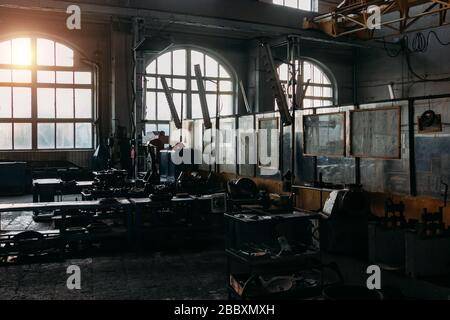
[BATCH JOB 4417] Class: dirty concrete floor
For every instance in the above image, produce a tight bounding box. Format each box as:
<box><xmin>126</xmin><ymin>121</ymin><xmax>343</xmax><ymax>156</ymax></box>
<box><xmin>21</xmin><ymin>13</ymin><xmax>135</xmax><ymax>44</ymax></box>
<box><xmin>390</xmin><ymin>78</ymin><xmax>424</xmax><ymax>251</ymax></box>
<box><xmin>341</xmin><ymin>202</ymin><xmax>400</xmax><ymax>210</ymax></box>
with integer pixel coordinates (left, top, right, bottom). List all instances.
<box><xmin>0</xmin><ymin>250</ymin><xmax>228</xmax><ymax>300</ymax></box>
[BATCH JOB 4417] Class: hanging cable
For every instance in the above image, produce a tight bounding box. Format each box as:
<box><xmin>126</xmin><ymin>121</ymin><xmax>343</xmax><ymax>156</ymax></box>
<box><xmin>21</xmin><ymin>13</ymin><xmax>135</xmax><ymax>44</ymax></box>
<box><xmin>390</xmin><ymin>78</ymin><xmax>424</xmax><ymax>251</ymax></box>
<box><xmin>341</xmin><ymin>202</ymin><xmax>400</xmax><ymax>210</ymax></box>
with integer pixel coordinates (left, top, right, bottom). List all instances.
<box><xmin>383</xmin><ymin>31</ymin><xmax>450</xmax><ymax>82</ymax></box>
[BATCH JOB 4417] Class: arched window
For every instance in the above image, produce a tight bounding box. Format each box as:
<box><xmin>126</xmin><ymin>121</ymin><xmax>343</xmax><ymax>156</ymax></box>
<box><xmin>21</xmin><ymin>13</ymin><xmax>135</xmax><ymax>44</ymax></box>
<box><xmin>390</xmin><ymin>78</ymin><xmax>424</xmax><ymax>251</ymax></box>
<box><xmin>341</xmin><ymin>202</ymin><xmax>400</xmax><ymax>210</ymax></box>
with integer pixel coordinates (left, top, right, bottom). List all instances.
<box><xmin>277</xmin><ymin>59</ymin><xmax>336</xmax><ymax>109</ymax></box>
<box><xmin>272</xmin><ymin>0</ymin><xmax>317</xmax><ymax>12</ymax></box>
<box><xmin>0</xmin><ymin>37</ymin><xmax>94</xmax><ymax>151</ymax></box>
<box><xmin>145</xmin><ymin>47</ymin><xmax>236</xmax><ymax>136</ymax></box>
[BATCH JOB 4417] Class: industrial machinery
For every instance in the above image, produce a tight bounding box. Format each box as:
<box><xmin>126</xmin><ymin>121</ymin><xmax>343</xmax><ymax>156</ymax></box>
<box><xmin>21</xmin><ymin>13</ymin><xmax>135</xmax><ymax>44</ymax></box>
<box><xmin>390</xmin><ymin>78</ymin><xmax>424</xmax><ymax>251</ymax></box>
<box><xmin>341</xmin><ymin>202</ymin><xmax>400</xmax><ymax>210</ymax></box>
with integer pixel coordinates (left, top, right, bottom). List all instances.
<box><xmin>81</xmin><ymin>169</ymin><xmax>145</xmax><ymax>200</ymax></box>
<box><xmin>320</xmin><ymin>186</ymin><xmax>371</xmax><ymax>257</ymax></box>
<box><xmin>176</xmin><ymin>171</ymin><xmax>222</xmax><ymax>196</ymax></box>
<box><xmin>227</xmin><ymin>178</ymin><xmax>270</xmax><ymax>210</ymax></box>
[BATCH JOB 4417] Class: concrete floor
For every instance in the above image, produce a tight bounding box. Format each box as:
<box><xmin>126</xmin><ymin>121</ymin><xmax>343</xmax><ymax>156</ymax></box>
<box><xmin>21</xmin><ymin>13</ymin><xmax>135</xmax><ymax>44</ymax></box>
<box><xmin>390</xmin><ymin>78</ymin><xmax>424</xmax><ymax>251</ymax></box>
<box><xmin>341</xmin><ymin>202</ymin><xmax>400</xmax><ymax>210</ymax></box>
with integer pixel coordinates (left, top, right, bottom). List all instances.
<box><xmin>0</xmin><ymin>250</ymin><xmax>228</xmax><ymax>300</ymax></box>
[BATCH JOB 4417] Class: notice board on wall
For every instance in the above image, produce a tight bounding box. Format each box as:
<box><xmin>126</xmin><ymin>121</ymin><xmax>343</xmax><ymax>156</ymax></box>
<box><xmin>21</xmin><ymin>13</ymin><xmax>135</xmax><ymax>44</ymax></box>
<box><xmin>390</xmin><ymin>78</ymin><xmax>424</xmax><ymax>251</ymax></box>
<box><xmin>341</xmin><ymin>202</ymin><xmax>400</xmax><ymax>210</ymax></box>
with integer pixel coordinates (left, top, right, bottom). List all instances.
<box><xmin>303</xmin><ymin>112</ymin><xmax>346</xmax><ymax>157</ymax></box>
<box><xmin>350</xmin><ymin>106</ymin><xmax>401</xmax><ymax>159</ymax></box>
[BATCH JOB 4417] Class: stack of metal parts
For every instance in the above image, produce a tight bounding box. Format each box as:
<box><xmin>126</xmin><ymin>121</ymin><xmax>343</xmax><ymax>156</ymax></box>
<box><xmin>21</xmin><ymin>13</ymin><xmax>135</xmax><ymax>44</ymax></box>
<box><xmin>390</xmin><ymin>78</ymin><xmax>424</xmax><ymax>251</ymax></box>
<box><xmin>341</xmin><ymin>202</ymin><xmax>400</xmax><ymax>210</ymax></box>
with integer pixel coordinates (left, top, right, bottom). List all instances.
<box><xmin>82</xmin><ymin>169</ymin><xmax>144</xmax><ymax>200</ymax></box>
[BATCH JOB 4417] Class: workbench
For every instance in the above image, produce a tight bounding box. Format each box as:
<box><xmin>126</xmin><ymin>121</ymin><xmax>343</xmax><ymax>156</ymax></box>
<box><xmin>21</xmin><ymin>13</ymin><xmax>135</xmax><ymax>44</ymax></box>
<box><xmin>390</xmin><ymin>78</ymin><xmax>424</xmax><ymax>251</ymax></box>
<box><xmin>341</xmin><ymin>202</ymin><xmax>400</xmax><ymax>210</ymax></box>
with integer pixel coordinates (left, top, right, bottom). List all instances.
<box><xmin>225</xmin><ymin>210</ymin><xmax>323</xmax><ymax>299</ymax></box>
<box><xmin>32</xmin><ymin>179</ymin><xmax>94</xmax><ymax>202</ymax></box>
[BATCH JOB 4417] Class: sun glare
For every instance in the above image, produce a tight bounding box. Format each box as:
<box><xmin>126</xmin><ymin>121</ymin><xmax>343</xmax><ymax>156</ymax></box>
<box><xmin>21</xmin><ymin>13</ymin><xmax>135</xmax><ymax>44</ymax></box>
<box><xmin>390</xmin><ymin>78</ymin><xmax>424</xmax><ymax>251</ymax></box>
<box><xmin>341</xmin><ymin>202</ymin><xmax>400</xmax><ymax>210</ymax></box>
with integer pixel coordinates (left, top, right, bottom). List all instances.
<box><xmin>11</xmin><ymin>38</ymin><xmax>32</xmax><ymax>66</ymax></box>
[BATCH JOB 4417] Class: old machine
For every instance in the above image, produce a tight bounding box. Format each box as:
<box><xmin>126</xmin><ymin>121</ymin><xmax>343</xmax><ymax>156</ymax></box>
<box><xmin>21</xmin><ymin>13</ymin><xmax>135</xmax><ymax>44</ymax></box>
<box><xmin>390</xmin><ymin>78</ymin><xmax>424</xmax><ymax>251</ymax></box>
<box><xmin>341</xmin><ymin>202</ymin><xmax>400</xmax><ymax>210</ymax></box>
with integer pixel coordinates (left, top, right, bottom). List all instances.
<box><xmin>320</xmin><ymin>186</ymin><xmax>371</xmax><ymax>258</ymax></box>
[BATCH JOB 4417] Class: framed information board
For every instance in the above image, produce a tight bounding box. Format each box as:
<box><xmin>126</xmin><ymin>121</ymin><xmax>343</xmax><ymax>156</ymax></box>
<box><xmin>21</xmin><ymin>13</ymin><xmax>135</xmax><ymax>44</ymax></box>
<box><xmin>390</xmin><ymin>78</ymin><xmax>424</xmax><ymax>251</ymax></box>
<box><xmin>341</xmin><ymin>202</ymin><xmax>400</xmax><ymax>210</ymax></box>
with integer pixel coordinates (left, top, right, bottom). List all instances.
<box><xmin>303</xmin><ymin>112</ymin><xmax>346</xmax><ymax>157</ymax></box>
<box><xmin>350</xmin><ymin>106</ymin><xmax>401</xmax><ymax>159</ymax></box>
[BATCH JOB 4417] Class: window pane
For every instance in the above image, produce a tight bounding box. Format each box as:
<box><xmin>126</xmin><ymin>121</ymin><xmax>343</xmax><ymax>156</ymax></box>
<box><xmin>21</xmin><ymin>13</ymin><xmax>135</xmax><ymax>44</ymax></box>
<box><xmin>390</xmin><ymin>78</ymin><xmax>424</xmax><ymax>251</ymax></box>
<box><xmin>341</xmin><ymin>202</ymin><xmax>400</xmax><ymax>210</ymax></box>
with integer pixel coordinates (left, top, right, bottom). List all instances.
<box><xmin>147</xmin><ymin>61</ymin><xmax>156</xmax><ymax>74</ymax></box>
<box><xmin>75</xmin><ymin>89</ymin><xmax>92</xmax><ymax>118</ymax></box>
<box><xmin>191</xmin><ymin>51</ymin><xmax>204</xmax><ymax>75</ymax></box>
<box><xmin>206</xmin><ymin>80</ymin><xmax>217</xmax><ymax>92</ymax></box>
<box><xmin>56</xmin><ymin>123</ymin><xmax>74</xmax><ymax>148</ymax></box>
<box><xmin>191</xmin><ymin>80</ymin><xmax>198</xmax><ymax>91</ymax></box>
<box><xmin>37</xmin><ymin>71</ymin><xmax>56</xmax><ymax>83</ymax></box>
<box><xmin>37</xmin><ymin>123</ymin><xmax>55</xmax><ymax>149</ymax></box>
<box><xmin>219</xmin><ymin>95</ymin><xmax>233</xmax><ymax>116</ymax></box>
<box><xmin>191</xmin><ymin>94</ymin><xmax>202</xmax><ymax>119</ymax></box>
<box><xmin>37</xmin><ymin>39</ymin><xmax>55</xmax><ymax>66</ymax></box>
<box><xmin>12</xmin><ymin>38</ymin><xmax>31</xmax><ymax>65</ymax></box>
<box><xmin>173</xmin><ymin>92</ymin><xmax>187</xmax><ymax>120</ymax></box>
<box><xmin>56</xmin><ymin>43</ymin><xmax>74</xmax><ymax>67</ymax></box>
<box><xmin>14</xmin><ymin>123</ymin><xmax>32</xmax><ymax>150</ymax></box>
<box><xmin>285</xmin><ymin>0</ymin><xmax>298</xmax><ymax>8</ymax></box>
<box><xmin>303</xmin><ymin>62</ymin><xmax>312</xmax><ymax>82</ymax></box>
<box><xmin>172</xmin><ymin>50</ymin><xmax>186</xmax><ymax>76</ymax></box>
<box><xmin>75</xmin><ymin>72</ymin><xmax>92</xmax><ymax>84</ymax></box>
<box><xmin>313</xmin><ymin>66</ymin><xmax>323</xmax><ymax>83</ymax></box>
<box><xmin>56</xmin><ymin>71</ymin><xmax>74</xmax><ymax>84</ymax></box>
<box><xmin>0</xmin><ymin>69</ymin><xmax>11</xmax><ymax>82</ymax></box>
<box><xmin>37</xmin><ymin>88</ymin><xmax>55</xmax><ymax>119</ymax></box>
<box><xmin>219</xmin><ymin>65</ymin><xmax>230</xmax><ymax>78</ymax></box>
<box><xmin>205</xmin><ymin>55</ymin><xmax>218</xmax><ymax>77</ymax></box>
<box><xmin>314</xmin><ymin>86</ymin><xmax>322</xmax><ymax>97</ymax></box>
<box><xmin>157</xmin><ymin>92</ymin><xmax>171</xmax><ymax>121</ymax></box>
<box><xmin>56</xmin><ymin>89</ymin><xmax>74</xmax><ymax>118</ymax></box>
<box><xmin>304</xmin><ymin>99</ymin><xmax>313</xmax><ymax>109</ymax></box>
<box><xmin>0</xmin><ymin>87</ymin><xmax>11</xmax><ymax>118</ymax></box>
<box><xmin>0</xmin><ymin>40</ymin><xmax>11</xmax><ymax>65</ymax></box>
<box><xmin>146</xmin><ymin>77</ymin><xmax>157</xmax><ymax>89</ymax></box>
<box><xmin>273</xmin><ymin>0</ymin><xmax>283</xmax><ymax>5</ymax></box>
<box><xmin>75</xmin><ymin>123</ymin><xmax>92</xmax><ymax>148</ymax></box>
<box><xmin>278</xmin><ymin>63</ymin><xmax>289</xmax><ymax>81</ymax></box>
<box><xmin>13</xmin><ymin>87</ymin><xmax>31</xmax><ymax>118</ymax></box>
<box><xmin>220</xmin><ymin>81</ymin><xmax>233</xmax><ymax>92</ymax></box>
<box><xmin>323</xmin><ymin>87</ymin><xmax>332</xmax><ymax>98</ymax></box>
<box><xmin>172</xmin><ymin>79</ymin><xmax>186</xmax><ymax>90</ymax></box>
<box><xmin>299</xmin><ymin>0</ymin><xmax>311</xmax><ymax>10</ymax></box>
<box><xmin>157</xmin><ymin>52</ymin><xmax>171</xmax><ymax>75</ymax></box>
<box><xmin>0</xmin><ymin>123</ymin><xmax>12</xmax><ymax>150</ymax></box>
<box><xmin>146</xmin><ymin>91</ymin><xmax>156</xmax><ymax>120</ymax></box>
<box><xmin>12</xmin><ymin>70</ymin><xmax>31</xmax><ymax>83</ymax></box>
<box><xmin>207</xmin><ymin>94</ymin><xmax>217</xmax><ymax>118</ymax></box>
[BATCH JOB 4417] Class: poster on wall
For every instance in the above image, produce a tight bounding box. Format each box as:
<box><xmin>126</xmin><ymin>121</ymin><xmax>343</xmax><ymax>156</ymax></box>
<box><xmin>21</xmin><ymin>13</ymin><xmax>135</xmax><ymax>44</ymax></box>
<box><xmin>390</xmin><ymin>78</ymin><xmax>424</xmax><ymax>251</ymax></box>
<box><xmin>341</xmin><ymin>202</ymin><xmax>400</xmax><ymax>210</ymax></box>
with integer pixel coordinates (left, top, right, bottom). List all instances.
<box><xmin>303</xmin><ymin>112</ymin><xmax>346</xmax><ymax>157</ymax></box>
<box><xmin>350</xmin><ymin>106</ymin><xmax>401</xmax><ymax>159</ymax></box>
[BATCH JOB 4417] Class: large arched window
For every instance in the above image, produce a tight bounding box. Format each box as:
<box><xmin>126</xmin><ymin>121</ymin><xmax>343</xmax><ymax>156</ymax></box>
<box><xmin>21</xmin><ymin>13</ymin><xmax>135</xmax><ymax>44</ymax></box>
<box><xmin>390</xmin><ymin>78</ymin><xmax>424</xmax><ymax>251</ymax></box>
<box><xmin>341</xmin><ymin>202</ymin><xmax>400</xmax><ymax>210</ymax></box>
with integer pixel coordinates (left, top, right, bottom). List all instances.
<box><xmin>145</xmin><ymin>47</ymin><xmax>236</xmax><ymax>136</ymax></box>
<box><xmin>277</xmin><ymin>59</ymin><xmax>335</xmax><ymax>109</ymax></box>
<box><xmin>0</xmin><ymin>36</ymin><xmax>94</xmax><ymax>151</ymax></box>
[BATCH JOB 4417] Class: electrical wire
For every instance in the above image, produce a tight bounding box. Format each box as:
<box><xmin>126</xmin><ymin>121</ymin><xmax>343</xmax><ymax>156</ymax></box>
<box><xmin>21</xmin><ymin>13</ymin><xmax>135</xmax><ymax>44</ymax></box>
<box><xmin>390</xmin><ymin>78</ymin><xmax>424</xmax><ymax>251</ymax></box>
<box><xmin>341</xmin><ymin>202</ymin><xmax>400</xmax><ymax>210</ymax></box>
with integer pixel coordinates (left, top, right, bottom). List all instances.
<box><xmin>383</xmin><ymin>31</ymin><xmax>450</xmax><ymax>82</ymax></box>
